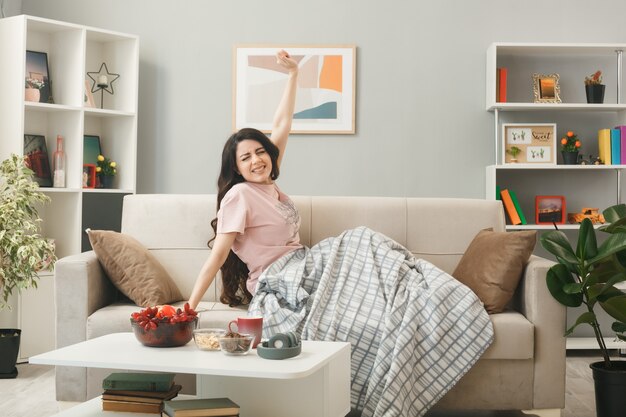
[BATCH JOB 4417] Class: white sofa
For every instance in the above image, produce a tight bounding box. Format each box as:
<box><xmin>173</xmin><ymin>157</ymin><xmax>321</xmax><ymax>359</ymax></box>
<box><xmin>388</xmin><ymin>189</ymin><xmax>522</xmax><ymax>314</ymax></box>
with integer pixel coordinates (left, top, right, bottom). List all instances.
<box><xmin>54</xmin><ymin>194</ymin><xmax>566</xmax><ymax>413</ymax></box>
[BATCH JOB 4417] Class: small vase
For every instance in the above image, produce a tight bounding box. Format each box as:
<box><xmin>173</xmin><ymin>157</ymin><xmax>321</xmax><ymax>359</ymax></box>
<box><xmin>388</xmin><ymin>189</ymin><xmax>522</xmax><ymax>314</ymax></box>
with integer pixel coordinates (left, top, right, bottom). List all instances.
<box><xmin>585</xmin><ymin>84</ymin><xmax>605</xmax><ymax>104</ymax></box>
<box><xmin>24</xmin><ymin>88</ymin><xmax>40</xmax><ymax>102</ymax></box>
<box><xmin>562</xmin><ymin>151</ymin><xmax>579</xmax><ymax>165</ymax></box>
<box><xmin>99</xmin><ymin>175</ymin><xmax>114</xmax><ymax>189</ymax></box>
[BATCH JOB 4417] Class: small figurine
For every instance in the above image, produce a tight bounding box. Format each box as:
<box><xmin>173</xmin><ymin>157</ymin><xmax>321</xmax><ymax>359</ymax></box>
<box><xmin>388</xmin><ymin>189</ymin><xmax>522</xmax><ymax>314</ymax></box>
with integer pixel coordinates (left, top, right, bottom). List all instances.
<box><xmin>567</xmin><ymin>207</ymin><xmax>606</xmax><ymax>224</ymax></box>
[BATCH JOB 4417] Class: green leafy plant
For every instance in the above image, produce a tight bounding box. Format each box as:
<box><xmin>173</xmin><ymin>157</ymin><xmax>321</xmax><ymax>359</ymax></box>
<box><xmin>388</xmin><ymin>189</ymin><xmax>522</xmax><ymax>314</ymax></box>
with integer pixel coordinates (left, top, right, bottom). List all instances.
<box><xmin>96</xmin><ymin>154</ymin><xmax>117</xmax><ymax>177</ymax></box>
<box><xmin>540</xmin><ymin>204</ymin><xmax>626</xmax><ymax>367</ymax></box>
<box><xmin>584</xmin><ymin>70</ymin><xmax>603</xmax><ymax>86</ymax></box>
<box><xmin>506</xmin><ymin>146</ymin><xmax>521</xmax><ymax>159</ymax></box>
<box><xmin>560</xmin><ymin>131</ymin><xmax>582</xmax><ymax>152</ymax></box>
<box><xmin>0</xmin><ymin>154</ymin><xmax>56</xmax><ymax>309</ymax></box>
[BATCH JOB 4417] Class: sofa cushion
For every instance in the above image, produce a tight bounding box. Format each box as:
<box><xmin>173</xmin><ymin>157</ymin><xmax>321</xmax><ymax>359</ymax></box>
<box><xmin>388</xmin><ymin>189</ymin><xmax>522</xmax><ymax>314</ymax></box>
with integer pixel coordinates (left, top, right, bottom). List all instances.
<box><xmin>87</xmin><ymin>229</ymin><xmax>183</xmax><ymax>307</ymax></box>
<box><xmin>452</xmin><ymin>228</ymin><xmax>536</xmax><ymax>313</ymax></box>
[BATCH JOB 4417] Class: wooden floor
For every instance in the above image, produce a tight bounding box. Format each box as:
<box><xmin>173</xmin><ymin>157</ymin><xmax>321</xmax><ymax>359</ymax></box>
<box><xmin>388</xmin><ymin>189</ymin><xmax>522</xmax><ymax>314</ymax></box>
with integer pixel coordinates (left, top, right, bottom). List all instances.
<box><xmin>0</xmin><ymin>351</ymin><xmax>606</xmax><ymax>417</ymax></box>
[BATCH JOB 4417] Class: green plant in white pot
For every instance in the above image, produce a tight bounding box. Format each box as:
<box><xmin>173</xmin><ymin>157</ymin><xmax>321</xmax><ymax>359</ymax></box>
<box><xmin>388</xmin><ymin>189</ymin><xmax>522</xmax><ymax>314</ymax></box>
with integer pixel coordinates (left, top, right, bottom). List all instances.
<box><xmin>540</xmin><ymin>204</ymin><xmax>626</xmax><ymax>417</ymax></box>
<box><xmin>0</xmin><ymin>154</ymin><xmax>56</xmax><ymax>378</ymax></box>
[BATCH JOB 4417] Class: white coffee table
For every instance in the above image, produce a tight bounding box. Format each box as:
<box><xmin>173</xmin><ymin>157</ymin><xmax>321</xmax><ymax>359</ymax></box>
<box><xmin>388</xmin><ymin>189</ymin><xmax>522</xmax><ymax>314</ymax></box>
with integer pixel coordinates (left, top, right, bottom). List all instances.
<box><xmin>30</xmin><ymin>333</ymin><xmax>351</xmax><ymax>417</ymax></box>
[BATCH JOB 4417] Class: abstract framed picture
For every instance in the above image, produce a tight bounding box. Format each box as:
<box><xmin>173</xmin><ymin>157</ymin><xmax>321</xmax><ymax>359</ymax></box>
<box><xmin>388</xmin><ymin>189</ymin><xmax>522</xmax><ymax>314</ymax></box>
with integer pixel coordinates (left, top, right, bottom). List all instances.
<box><xmin>23</xmin><ymin>134</ymin><xmax>52</xmax><ymax>187</ymax></box>
<box><xmin>502</xmin><ymin>123</ymin><xmax>556</xmax><ymax>165</ymax></box>
<box><xmin>25</xmin><ymin>50</ymin><xmax>53</xmax><ymax>104</ymax></box>
<box><xmin>535</xmin><ymin>195</ymin><xmax>566</xmax><ymax>225</ymax></box>
<box><xmin>234</xmin><ymin>45</ymin><xmax>356</xmax><ymax>134</ymax></box>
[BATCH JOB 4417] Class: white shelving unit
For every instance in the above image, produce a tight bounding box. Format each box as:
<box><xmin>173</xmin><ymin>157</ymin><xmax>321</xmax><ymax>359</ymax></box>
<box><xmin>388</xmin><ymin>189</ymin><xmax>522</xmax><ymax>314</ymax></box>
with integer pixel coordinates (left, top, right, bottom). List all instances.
<box><xmin>486</xmin><ymin>43</ymin><xmax>626</xmax><ymax>350</ymax></box>
<box><xmin>0</xmin><ymin>15</ymin><xmax>139</xmax><ymax>360</ymax></box>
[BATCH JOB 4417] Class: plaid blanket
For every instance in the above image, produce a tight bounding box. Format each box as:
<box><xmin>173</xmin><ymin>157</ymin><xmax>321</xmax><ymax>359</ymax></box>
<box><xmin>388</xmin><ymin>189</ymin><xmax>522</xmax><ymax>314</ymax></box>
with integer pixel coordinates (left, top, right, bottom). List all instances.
<box><xmin>249</xmin><ymin>227</ymin><xmax>493</xmax><ymax>417</ymax></box>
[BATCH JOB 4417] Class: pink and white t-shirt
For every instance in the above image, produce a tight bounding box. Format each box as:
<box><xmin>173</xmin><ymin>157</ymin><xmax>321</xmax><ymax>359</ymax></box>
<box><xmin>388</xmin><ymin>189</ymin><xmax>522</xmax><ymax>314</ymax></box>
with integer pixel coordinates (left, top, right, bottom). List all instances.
<box><xmin>217</xmin><ymin>182</ymin><xmax>302</xmax><ymax>294</ymax></box>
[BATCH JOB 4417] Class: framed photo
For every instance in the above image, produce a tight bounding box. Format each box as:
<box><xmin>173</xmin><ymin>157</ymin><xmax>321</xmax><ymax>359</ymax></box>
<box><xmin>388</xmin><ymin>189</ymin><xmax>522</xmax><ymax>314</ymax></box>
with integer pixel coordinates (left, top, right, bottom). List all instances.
<box><xmin>234</xmin><ymin>45</ymin><xmax>356</xmax><ymax>134</ymax></box>
<box><xmin>83</xmin><ymin>135</ymin><xmax>102</xmax><ymax>166</ymax></box>
<box><xmin>84</xmin><ymin>79</ymin><xmax>95</xmax><ymax>108</ymax></box>
<box><xmin>25</xmin><ymin>50</ymin><xmax>53</xmax><ymax>103</ymax></box>
<box><xmin>82</xmin><ymin>164</ymin><xmax>96</xmax><ymax>188</ymax></box>
<box><xmin>502</xmin><ymin>123</ymin><xmax>557</xmax><ymax>165</ymax></box>
<box><xmin>533</xmin><ymin>73</ymin><xmax>561</xmax><ymax>103</ymax></box>
<box><xmin>536</xmin><ymin>195</ymin><xmax>566</xmax><ymax>225</ymax></box>
<box><xmin>23</xmin><ymin>134</ymin><xmax>52</xmax><ymax>187</ymax></box>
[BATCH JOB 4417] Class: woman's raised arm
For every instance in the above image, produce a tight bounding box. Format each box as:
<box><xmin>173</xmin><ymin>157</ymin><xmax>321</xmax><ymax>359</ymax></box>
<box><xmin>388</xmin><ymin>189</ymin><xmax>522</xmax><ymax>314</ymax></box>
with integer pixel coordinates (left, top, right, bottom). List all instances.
<box><xmin>271</xmin><ymin>49</ymin><xmax>299</xmax><ymax>168</ymax></box>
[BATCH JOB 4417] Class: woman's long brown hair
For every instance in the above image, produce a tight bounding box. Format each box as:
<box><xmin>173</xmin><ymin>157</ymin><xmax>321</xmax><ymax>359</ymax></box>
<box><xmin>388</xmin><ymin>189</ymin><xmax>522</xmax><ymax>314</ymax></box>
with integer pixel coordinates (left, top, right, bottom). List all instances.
<box><xmin>209</xmin><ymin>128</ymin><xmax>280</xmax><ymax>306</ymax></box>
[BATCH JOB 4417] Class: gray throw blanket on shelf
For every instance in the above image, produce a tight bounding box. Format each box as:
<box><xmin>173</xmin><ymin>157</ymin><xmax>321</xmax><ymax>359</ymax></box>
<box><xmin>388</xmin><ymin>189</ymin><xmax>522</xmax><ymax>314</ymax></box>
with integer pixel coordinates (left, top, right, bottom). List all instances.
<box><xmin>249</xmin><ymin>226</ymin><xmax>494</xmax><ymax>417</ymax></box>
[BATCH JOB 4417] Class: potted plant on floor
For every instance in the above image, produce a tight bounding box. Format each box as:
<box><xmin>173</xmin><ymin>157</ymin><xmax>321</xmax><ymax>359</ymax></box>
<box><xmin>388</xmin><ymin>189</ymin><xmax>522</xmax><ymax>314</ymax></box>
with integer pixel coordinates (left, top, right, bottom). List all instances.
<box><xmin>0</xmin><ymin>154</ymin><xmax>56</xmax><ymax>378</ymax></box>
<box><xmin>540</xmin><ymin>205</ymin><xmax>626</xmax><ymax>417</ymax></box>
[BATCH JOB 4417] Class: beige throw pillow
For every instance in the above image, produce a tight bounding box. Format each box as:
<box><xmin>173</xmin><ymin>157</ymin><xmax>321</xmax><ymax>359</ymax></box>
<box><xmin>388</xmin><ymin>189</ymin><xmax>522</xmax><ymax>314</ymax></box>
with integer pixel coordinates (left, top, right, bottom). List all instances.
<box><xmin>452</xmin><ymin>228</ymin><xmax>537</xmax><ymax>314</ymax></box>
<box><xmin>87</xmin><ymin>229</ymin><xmax>183</xmax><ymax>307</ymax></box>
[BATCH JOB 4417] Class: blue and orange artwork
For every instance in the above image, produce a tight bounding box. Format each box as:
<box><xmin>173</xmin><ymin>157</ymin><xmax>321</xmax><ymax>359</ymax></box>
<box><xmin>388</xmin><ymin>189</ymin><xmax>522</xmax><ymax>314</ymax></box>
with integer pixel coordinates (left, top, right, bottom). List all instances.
<box><xmin>235</xmin><ymin>46</ymin><xmax>355</xmax><ymax>134</ymax></box>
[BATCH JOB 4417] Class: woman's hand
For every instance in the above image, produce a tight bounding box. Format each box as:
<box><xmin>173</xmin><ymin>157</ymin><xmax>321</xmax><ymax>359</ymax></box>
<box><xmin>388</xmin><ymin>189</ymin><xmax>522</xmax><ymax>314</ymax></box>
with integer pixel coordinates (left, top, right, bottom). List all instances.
<box><xmin>276</xmin><ymin>49</ymin><xmax>298</xmax><ymax>74</ymax></box>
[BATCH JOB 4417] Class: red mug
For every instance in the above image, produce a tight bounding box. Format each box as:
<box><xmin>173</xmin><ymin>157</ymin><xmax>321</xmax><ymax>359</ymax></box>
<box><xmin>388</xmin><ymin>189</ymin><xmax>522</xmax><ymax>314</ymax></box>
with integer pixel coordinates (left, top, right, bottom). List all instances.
<box><xmin>228</xmin><ymin>316</ymin><xmax>263</xmax><ymax>348</ymax></box>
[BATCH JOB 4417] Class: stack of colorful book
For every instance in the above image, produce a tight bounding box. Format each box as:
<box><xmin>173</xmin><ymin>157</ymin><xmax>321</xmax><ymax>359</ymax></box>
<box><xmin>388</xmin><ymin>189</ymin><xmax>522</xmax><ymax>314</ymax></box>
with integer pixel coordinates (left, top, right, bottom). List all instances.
<box><xmin>497</xmin><ymin>186</ymin><xmax>527</xmax><ymax>226</ymax></box>
<box><xmin>598</xmin><ymin>126</ymin><xmax>626</xmax><ymax>165</ymax></box>
<box><xmin>163</xmin><ymin>397</ymin><xmax>240</xmax><ymax>417</ymax></box>
<box><xmin>101</xmin><ymin>372</ymin><xmax>181</xmax><ymax>414</ymax></box>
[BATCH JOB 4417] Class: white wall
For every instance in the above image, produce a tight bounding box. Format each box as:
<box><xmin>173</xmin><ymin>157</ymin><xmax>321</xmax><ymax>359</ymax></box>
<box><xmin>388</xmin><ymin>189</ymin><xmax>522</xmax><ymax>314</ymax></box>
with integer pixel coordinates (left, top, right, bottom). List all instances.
<box><xmin>19</xmin><ymin>0</ymin><xmax>626</xmax><ymax>198</ymax></box>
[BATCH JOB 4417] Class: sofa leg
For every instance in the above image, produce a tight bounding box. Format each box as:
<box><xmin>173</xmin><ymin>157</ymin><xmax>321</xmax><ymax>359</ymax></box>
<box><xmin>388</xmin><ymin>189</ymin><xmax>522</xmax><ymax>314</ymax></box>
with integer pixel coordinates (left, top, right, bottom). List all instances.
<box><xmin>522</xmin><ymin>409</ymin><xmax>561</xmax><ymax>417</ymax></box>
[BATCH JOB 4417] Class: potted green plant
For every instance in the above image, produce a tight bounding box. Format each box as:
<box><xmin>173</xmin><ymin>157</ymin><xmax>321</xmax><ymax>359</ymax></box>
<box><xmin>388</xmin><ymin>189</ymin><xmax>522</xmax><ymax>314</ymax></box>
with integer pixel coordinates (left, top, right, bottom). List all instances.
<box><xmin>96</xmin><ymin>154</ymin><xmax>117</xmax><ymax>189</ymax></box>
<box><xmin>0</xmin><ymin>154</ymin><xmax>56</xmax><ymax>378</ymax></box>
<box><xmin>560</xmin><ymin>130</ymin><xmax>582</xmax><ymax>165</ymax></box>
<box><xmin>584</xmin><ymin>70</ymin><xmax>605</xmax><ymax>104</ymax></box>
<box><xmin>506</xmin><ymin>146</ymin><xmax>521</xmax><ymax>162</ymax></box>
<box><xmin>540</xmin><ymin>205</ymin><xmax>626</xmax><ymax>417</ymax></box>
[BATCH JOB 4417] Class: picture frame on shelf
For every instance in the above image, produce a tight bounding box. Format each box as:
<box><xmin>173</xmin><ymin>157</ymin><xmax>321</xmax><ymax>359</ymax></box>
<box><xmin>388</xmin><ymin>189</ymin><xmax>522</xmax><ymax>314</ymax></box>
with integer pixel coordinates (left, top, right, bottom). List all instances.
<box><xmin>25</xmin><ymin>50</ymin><xmax>53</xmax><ymax>104</ymax></box>
<box><xmin>23</xmin><ymin>134</ymin><xmax>52</xmax><ymax>187</ymax></box>
<box><xmin>502</xmin><ymin>123</ymin><xmax>557</xmax><ymax>164</ymax></box>
<box><xmin>83</xmin><ymin>135</ymin><xmax>102</xmax><ymax>166</ymax></box>
<box><xmin>83</xmin><ymin>135</ymin><xmax>102</xmax><ymax>188</ymax></box>
<box><xmin>233</xmin><ymin>44</ymin><xmax>356</xmax><ymax>134</ymax></box>
<box><xmin>532</xmin><ymin>73</ymin><xmax>561</xmax><ymax>103</ymax></box>
<box><xmin>536</xmin><ymin>195</ymin><xmax>566</xmax><ymax>225</ymax></box>
<box><xmin>83</xmin><ymin>79</ymin><xmax>95</xmax><ymax>108</ymax></box>
<box><xmin>82</xmin><ymin>164</ymin><xmax>96</xmax><ymax>188</ymax></box>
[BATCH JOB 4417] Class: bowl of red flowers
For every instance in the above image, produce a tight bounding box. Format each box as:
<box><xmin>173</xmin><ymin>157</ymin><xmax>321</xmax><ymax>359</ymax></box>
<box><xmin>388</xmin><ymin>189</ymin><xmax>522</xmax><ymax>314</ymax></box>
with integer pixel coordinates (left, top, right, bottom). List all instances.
<box><xmin>130</xmin><ymin>303</ymin><xmax>198</xmax><ymax>347</ymax></box>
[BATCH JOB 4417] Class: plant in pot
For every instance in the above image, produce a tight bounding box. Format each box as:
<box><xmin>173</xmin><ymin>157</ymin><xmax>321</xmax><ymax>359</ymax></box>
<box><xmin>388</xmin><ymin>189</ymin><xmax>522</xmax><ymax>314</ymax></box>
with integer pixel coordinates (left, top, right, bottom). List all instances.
<box><xmin>585</xmin><ymin>70</ymin><xmax>605</xmax><ymax>104</ymax></box>
<box><xmin>96</xmin><ymin>154</ymin><xmax>117</xmax><ymax>189</ymax></box>
<box><xmin>0</xmin><ymin>154</ymin><xmax>56</xmax><ymax>378</ymax></box>
<box><xmin>540</xmin><ymin>205</ymin><xmax>626</xmax><ymax>417</ymax></box>
<box><xmin>560</xmin><ymin>130</ymin><xmax>582</xmax><ymax>165</ymax></box>
<box><xmin>506</xmin><ymin>146</ymin><xmax>522</xmax><ymax>162</ymax></box>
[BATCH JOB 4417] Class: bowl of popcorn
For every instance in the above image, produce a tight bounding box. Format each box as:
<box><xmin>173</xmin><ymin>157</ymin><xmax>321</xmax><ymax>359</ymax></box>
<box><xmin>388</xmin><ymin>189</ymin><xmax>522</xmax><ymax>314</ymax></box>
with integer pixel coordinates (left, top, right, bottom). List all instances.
<box><xmin>218</xmin><ymin>331</ymin><xmax>254</xmax><ymax>356</ymax></box>
<box><xmin>193</xmin><ymin>328</ymin><xmax>227</xmax><ymax>351</ymax></box>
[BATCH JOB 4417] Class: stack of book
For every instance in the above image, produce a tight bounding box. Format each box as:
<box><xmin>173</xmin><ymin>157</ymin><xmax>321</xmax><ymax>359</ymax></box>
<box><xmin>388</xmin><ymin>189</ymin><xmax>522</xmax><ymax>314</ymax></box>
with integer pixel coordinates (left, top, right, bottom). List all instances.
<box><xmin>163</xmin><ymin>398</ymin><xmax>240</xmax><ymax>417</ymax></box>
<box><xmin>101</xmin><ymin>372</ymin><xmax>181</xmax><ymax>414</ymax></box>
<box><xmin>497</xmin><ymin>186</ymin><xmax>527</xmax><ymax>226</ymax></box>
<box><xmin>598</xmin><ymin>126</ymin><xmax>626</xmax><ymax>165</ymax></box>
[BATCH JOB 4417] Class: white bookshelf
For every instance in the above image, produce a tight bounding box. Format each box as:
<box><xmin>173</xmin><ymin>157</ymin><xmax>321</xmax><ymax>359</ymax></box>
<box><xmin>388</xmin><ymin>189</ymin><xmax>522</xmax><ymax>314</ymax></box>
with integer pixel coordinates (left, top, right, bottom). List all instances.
<box><xmin>0</xmin><ymin>15</ymin><xmax>139</xmax><ymax>360</ymax></box>
<box><xmin>485</xmin><ymin>42</ymin><xmax>626</xmax><ymax>350</ymax></box>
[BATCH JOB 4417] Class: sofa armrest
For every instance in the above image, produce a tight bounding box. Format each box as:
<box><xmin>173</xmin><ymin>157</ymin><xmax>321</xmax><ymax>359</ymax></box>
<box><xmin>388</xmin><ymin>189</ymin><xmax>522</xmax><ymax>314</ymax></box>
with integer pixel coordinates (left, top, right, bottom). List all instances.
<box><xmin>55</xmin><ymin>250</ymin><xmax>116</xmax><ymax>348</ymax></box>
<box><xmin>515</xmin><ymin>254</ymin><xmax>566</xmax><ymax>409</ymax></box>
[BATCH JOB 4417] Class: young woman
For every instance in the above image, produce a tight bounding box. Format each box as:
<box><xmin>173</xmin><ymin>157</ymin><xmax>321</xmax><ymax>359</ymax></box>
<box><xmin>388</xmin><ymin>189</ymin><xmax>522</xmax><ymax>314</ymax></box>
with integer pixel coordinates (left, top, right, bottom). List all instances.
<box><xmin>188</xmin><ymin>49</ymin><xmax>301</xmax><ymax>309</ymax></box>
<box><xmin>188</xmin><ymin>50</ymin><xmax>493</xmax><ymax>417</ymax></box>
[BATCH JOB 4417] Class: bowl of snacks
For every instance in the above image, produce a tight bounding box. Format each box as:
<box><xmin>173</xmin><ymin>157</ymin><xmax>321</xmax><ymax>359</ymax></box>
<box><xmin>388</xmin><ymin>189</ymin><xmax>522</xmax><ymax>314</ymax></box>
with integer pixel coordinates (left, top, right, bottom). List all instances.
<box><xmin>130</xmin><ymin>303</ymin><xmax>198</xmax><ymax>347</ymax></box>
<box><xmin>218</xmin><ymin>331</ymin><xmax>254</xmax><ymax>355</ymax></box>
<box><xmin>193</xmin><ymin>328</ymin><xmax>226</xmax><ymax>351</ymax></box>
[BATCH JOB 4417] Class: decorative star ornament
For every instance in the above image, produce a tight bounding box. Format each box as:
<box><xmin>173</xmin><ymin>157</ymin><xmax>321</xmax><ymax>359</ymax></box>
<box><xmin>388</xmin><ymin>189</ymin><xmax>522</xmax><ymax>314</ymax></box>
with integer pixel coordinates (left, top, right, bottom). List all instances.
<box><xmin>87</xmin><ymin>62</ymin><xmax>120</xmax><ymax>95</ymax></box>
